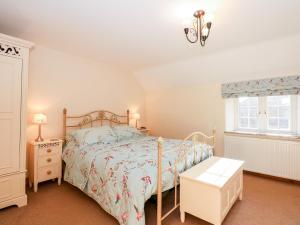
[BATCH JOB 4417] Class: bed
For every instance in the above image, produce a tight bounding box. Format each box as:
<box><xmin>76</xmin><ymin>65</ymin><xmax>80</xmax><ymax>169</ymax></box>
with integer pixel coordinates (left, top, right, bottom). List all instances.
<box><xmin>62</xmin><ymin>109</ymin><xmax>216</xmax><ymax>225</ymax></box>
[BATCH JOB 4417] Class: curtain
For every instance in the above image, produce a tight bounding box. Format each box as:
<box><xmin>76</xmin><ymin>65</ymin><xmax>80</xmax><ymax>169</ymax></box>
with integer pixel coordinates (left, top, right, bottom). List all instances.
<box><xmin>221</xmin><ymin>75</ymin><xmax>300</xmax><ymax>98</ymax></box>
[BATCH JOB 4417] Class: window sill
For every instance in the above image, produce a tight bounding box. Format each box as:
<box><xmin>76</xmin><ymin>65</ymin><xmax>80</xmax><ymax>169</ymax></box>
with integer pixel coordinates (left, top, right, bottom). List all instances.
<box><xmin>224</xmin><ymin>131</ymin><xmax>300</xmax><ymax>142</ymax></box>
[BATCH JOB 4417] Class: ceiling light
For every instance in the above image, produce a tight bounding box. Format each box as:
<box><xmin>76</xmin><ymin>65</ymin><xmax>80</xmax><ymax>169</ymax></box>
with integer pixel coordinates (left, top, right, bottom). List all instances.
<box><xmin>183</xmin><ymin>10</ymin><xmax>213</xmax><ymax>46</ymax></box>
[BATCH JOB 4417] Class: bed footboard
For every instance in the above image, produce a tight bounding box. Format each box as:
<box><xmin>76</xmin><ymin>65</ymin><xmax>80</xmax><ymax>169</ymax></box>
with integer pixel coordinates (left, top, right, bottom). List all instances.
<box><xmin>156</xmin><ymin>129</ymin><xmax>216</xmax><ymax>225</ymax></box>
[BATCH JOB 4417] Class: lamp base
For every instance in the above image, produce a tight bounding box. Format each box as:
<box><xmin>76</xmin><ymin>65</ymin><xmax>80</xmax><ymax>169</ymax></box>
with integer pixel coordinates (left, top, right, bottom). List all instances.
<box><xmin>35</xmin><ymin>136</ymin><xmax>44</xmax><ymax>142</ymax></box>
<box><xmin>35</xmin><ymin>124</ymin><xmax>44</xmax><ymax>142</ymax></box>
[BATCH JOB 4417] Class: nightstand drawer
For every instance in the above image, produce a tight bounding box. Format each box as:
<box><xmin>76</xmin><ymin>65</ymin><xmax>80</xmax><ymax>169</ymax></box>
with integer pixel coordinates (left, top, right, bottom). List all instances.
<box><xmin>38</xmin><ymin>164</ymin><xmax>59</xmax><ymax>182</ymax></box>
<box><xmin>38</xmin><ymin>154</ymin><xmax>60</xmax><ymax>168</ymax></box>
<box><xmin>38</xmin><ymin>145</ymin><xmax>60</xmax><ymax>156</ymax></box>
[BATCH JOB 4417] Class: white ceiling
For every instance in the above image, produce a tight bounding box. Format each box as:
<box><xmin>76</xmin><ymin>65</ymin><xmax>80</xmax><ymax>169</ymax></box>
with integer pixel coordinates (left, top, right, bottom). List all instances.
<box><xmin>0</xmin><ymin>0</ymin><xmax>300</xmax><ymax>71</ymax></box>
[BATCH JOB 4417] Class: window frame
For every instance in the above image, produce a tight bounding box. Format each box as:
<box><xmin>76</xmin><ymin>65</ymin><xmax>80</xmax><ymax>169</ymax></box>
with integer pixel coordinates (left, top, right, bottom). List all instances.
<box><xmin>234</xmin><ymin>95</ymin><xmax>298</xmax><ymax>135</ymax></box>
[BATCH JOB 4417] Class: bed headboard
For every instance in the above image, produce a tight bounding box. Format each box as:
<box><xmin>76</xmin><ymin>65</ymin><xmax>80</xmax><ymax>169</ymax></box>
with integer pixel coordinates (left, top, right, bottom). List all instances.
<box><xmin>63</xmin><ymin>108</ymin><xmax>129</xmax><ymax>143</ymax></box>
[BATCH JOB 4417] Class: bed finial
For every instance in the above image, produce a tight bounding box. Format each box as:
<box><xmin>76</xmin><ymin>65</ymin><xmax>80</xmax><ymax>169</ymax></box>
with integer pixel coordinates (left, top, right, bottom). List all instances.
<box><xmin>63</xmin><ymin>108</ymin><xmax>67</xmax><ymax>144</ymax></box>
<box><xmin>127</xmin><ymin>109</ymin><xmax>130</xmax><ymax>125</ymax></box>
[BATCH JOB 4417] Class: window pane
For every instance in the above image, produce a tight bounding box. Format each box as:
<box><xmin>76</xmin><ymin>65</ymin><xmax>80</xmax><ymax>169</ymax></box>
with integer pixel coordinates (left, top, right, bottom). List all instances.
<box><xmin>239</xmin><ymin>107</ymin><xmax>248</xmax><ymax>117</ymax></box>
<box><xmin>249</xmin><ymin>118</ymin><xmax>258</xmax><ymax>128</ymax></box>
<box><xmin>249</xmin><ymin>107</ymin><xmax>258</xmax><ymax>117</ymax></box>
<box><xmin>279</xmin><ymin>97</ymin><xmax>290</xmax><ymax>106</ymax></box>
<box><xmin>239</xmin><ymin>97</ymin><xmax>250</xmax><ymax>106</ymax></box>
<box><xmin>279</xmin><ymin>119</ymin><xmax>289</xmax><ymax>129</ymax></box>
<box><xmin>238</xmin><ymin>97</ymin><xmax>258</xmax><ymax>130</ymax></box>
<box><xmin>267</xmin><ymin>96</ymin><xmax>278</xmax><ymax>105</ymax></box>
<box><xmin>239</xmin><ymin>118</ymin><xmax>248</xmax><ymax>128</ymax></box>
<box><xmin>248</xmin><ymin>97</ymin><xmax>258</xmax><ymax>105</ymax></box>
<box><xmin>267</xmin><ymin>95</ymin><xmax>291</xmax><ymax>131</ymax></box>
<box><xmin>268</xmin><ymin>118</ymin><xmax>278</xmax><ymax>129</ymax></box>
<box><xmin>279</xmin><ymin>107</ymin><xmax>289</xmax><ymax>118</ymax></box>
<box><xmin>268</xmin><ymin>106</ymin><xmax>278</xmax><ymax>117</ymax></box>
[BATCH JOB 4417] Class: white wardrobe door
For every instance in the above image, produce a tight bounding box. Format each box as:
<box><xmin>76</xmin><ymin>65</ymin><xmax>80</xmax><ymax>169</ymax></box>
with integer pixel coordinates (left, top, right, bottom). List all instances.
<box><xmin>0</xmin><ymin>55</ymin><xmax>22</xmax><ymax>175</ymax></box>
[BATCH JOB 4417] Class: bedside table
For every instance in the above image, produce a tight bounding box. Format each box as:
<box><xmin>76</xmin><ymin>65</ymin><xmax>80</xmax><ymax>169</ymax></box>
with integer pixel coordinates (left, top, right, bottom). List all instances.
<box><xmin>138</xmin><ymin>128</ymin><xmax>150</xmax><ymax>136</ymax></box>
<box><xmin>28</xmin><ymin>139</ymin><xmax>63</xmax><ymax>192</ymax></box>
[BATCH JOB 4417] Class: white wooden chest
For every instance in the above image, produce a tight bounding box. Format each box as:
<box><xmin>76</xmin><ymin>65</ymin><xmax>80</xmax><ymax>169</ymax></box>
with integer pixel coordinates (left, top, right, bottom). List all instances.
<box><xmin>180</xmin><ymin>156</ymin><xmax>244</xmax><ymax>225</ymax></box>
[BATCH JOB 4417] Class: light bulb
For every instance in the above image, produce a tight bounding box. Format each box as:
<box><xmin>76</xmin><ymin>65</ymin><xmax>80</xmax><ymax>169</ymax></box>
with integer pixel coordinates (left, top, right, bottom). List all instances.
<box><xmin>202</xmin><ymin>27</ymin><xmax>209</xmax><ymax>36</ymax></box>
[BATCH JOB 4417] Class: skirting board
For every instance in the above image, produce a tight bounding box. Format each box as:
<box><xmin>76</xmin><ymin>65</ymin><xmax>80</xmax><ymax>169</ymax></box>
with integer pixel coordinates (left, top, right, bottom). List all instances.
<box><xmin>244</xmin><ymin>171</ymin><xmax>300</xmax><ymax>185</ymax></box>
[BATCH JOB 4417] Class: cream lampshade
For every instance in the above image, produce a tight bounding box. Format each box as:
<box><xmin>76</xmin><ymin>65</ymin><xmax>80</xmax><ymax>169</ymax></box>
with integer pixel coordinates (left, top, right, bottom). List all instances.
<box><xmin>132</xmin><ymin>113</ymin><xmax>140</xmax><ymax>128</ymax></box>
<box><xmin>32</xmin><ymin>113</ymin><xmax>47</xmax><ymax>142</ymax></box>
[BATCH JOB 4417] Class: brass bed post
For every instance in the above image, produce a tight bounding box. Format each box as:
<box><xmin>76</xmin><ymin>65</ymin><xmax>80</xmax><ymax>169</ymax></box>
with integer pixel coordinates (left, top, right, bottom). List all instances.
<box><xmin>212</xmin><ymin>128</ymin><xmax>216</xmax><ymax>153</ymax></box>
<box><xmin>63</xmin><ymin>108</ymin><xmax>67</xmax><ymax>144</ymax></box>
<box><xmin>157</xmin><ymin>137</ymin><xmax>163</xmax><ymax>225</ymax></box>
<box><xmin>156</xmin><ymin>130</ymin><xmax>216</xmax><ymax>225</ymax></box>
<box><xmin>126</xmin><ymin>109</ymin><xmax>130</xmax><ymax>125</ymax></box>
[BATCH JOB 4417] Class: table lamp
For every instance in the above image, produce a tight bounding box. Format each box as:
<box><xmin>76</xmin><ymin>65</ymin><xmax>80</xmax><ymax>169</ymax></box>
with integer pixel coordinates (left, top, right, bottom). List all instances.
<box><xmin>132</xmin><ymin>113</ymin><xmax>140</xmax><ymax>128</ymax></box>
<box><xmin>32</xmin><ymin>113</ymin><xmax>47</xmax><ymax>142</ymax></box>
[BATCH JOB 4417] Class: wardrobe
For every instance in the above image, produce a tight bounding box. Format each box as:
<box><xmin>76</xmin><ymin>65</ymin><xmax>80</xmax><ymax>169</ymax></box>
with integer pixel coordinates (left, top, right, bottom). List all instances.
<box><xmin>0</xmin><ymin>33</ymin><xmax>33</xmax><ymax>208</ymax></box>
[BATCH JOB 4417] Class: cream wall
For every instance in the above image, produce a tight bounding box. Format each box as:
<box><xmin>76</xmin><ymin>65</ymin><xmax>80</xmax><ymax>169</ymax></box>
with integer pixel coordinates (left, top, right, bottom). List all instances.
<box><xmin>145</xmin><ymin>84</ymin><xmax>225</xmax><ymax>156</ymax></box>
<box><xmin>139</xmin><ymin>35</ymin><xmax>300</xmax><ymax>156</ymax></box>
<box><xmin>27</xmin><ymin>45</ymin><xmax>145</xmax><ymax>141</ymax></box>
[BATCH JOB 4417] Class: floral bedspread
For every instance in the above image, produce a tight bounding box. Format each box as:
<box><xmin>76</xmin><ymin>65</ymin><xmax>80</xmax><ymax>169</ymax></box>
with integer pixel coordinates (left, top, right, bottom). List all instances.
<box><xmin>62</xmin><ymin>136</ymin><xmax>212</xmax><ymax>225</ymax></box>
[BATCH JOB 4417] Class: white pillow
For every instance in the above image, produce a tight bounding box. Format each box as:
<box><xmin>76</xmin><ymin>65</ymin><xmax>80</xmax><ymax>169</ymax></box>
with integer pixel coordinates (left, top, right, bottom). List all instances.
<box><xmin>69</xmin><ymin>126</ymin><xmax>117</xmax><ymax>148</ymax></box>
<box><xmin>112</xmin><ymin>125</ymin><xmax>142</xmax><ymax>141</ymax></box>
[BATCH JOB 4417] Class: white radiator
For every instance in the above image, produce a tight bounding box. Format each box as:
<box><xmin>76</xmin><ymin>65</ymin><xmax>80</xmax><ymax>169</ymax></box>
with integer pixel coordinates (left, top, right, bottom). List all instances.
<box><xmin>224</xmin><ymin>134</ymin><xmax>300</xmax><ymax>181</ymax></box>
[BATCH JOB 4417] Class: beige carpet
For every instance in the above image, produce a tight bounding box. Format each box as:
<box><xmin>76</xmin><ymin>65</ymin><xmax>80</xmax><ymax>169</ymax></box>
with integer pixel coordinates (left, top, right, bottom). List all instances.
<box><xmin>0</xmin><ymin>174</ymin><xmax>300</xmax><ymax>225</ymax></box>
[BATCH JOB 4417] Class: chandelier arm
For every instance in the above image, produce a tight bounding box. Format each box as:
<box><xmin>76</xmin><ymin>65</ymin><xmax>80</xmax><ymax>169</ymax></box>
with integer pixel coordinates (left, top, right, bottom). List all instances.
<box><xmin>185</xmin><ymin>35</ymin><xmax>198</xmax><ymax>43</ymax></box>
<box><xmin>185</xmin><ymin>27</ymin><xmax>198</xmax><ymax>43</ymax></box>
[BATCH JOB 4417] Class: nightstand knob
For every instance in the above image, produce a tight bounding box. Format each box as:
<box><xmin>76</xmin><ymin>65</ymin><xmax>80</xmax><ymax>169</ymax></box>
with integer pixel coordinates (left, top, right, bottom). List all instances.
<box><xmin>46</xmin><ymin>149</ymin><xmax>52</xmax><ymax>153</ymax></box>
<box><xmin>47</xmin><ymin>170</ymin><xmax>52</xmax><ymax>175</ymax></box>
<box><xmin>47</xmin><ymin>158</ymin><xmax>52</xmax><ymax>163</ymax></box>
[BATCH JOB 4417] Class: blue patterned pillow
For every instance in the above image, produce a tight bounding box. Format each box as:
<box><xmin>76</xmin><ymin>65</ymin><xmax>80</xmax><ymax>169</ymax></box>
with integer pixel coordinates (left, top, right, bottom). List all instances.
<box><xmin>112</xmin><ymin>125</ymin><xmax>142</xmax><ymax>141</ymax></box>
<box><xmin>69</xmin><ymin>126</ymin><xmax>117</xmax><ymax>148</ymax></box>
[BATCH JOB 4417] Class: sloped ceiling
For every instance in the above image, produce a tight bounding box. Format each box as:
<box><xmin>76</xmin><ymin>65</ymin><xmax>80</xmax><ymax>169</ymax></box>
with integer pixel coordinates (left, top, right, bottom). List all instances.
<box><xmin>0</xmin><ymin>0</ymin><xmax>300</xmax><ymax>73</ymax></box>
<box><xmin>134</xmin><ymin>34</ymin><xmax>300</xmax><ymax>91</ymax></box>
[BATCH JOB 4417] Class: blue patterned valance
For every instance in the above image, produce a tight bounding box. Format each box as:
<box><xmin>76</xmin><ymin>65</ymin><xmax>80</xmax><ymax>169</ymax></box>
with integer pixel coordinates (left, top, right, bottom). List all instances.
<box><xmin>221</xmin><ymin>75</ymin><xmax>300</xmax><ymax>98</ymax></box>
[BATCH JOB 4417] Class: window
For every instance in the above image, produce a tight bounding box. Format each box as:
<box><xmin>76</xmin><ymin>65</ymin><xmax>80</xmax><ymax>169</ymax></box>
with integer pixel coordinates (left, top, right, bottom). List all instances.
<box><xmin>234</xmin><ymin>95</ymin><xmax>297</xmax><ymax>134</ymax></box>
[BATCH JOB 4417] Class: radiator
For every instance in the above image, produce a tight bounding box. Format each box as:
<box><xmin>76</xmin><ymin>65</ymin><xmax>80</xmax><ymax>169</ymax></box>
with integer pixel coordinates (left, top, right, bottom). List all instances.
<box><xmin>224</xmin><ymin>134</ymin><xmax>300</xmax><ymax>181</ymax></box>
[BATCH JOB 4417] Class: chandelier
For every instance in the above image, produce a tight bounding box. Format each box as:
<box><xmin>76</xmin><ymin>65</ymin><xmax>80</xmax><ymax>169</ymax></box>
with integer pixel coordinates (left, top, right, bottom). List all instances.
<box><xmin>183</xmin><ymin>10</ymin><xmax>212</xmax><ymax>46</ymax></box>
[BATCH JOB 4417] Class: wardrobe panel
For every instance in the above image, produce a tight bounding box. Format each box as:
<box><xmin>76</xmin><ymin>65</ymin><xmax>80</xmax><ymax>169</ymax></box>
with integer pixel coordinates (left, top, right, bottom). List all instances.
<box><xmin>0</xmin><ymin>55</ymin><xmax>22</xmax><ymax>175</ymax></box>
